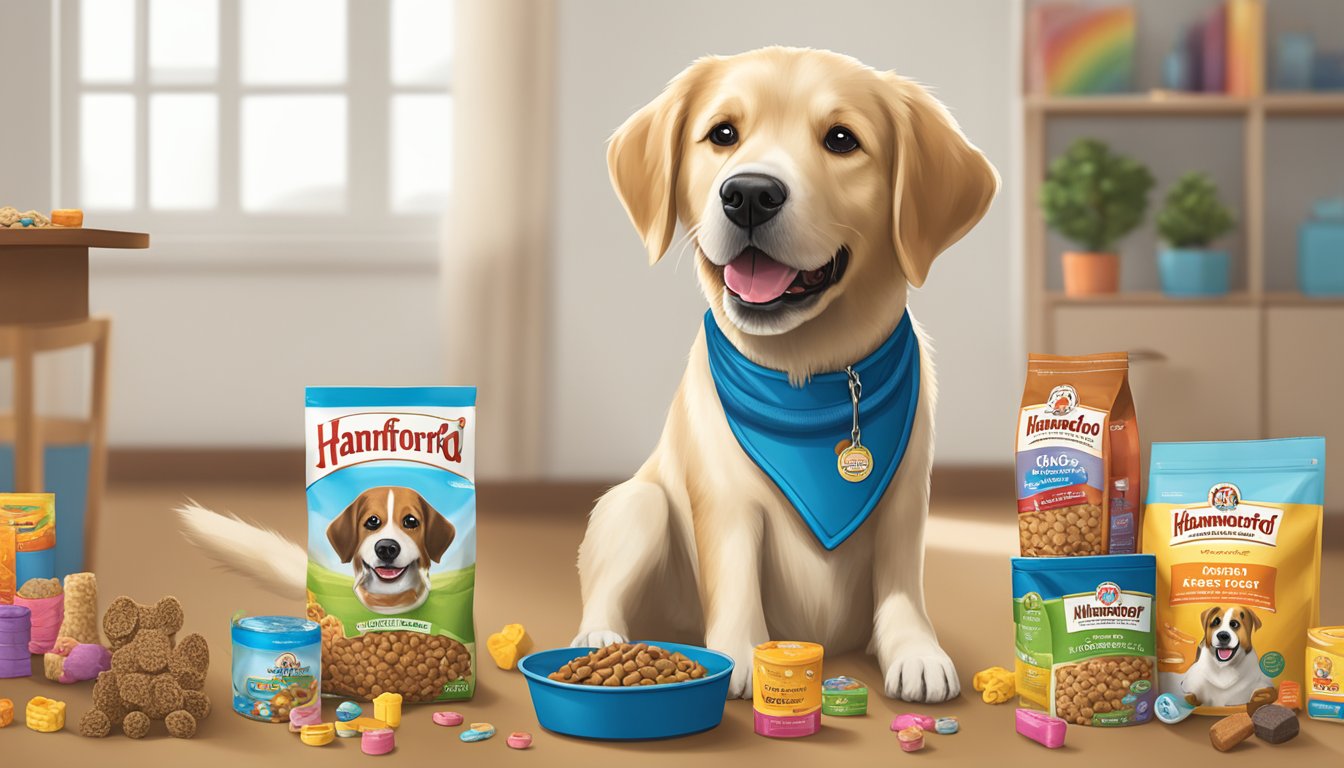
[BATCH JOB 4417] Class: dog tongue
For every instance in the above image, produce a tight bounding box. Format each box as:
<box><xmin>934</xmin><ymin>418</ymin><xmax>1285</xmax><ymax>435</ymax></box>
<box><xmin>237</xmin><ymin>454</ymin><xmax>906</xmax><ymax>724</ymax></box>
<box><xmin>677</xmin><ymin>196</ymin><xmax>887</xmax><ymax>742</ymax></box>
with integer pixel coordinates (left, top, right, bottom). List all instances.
<box><xmin>375</xmin><ymin>567</ymin><xmax>403</xmax><ymax>579</ymax></box>
<box><xmin>1216</xmin><ymin>647</ymin><xmax>1235</xmax><ymax>662</ymax></box>
<box><xmin>724</xmin><ymin>249</ymin><xmax>799</xmax><ymax>304</ymax></box>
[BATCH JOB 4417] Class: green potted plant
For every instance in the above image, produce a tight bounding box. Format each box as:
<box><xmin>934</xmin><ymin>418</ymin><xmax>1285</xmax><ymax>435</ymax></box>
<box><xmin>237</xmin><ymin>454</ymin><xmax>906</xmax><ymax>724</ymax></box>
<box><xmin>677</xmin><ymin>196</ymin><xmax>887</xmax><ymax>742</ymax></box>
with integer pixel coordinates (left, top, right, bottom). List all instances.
<box><xmin>1040</xmin><ymin>138</ymin><xmax>1154</xmax><ymax>296</ymax></box>
<box><xmin>1155</xmin><ymin>172</ymin><xmax>1236</xmax><ymax>297</ymax></box>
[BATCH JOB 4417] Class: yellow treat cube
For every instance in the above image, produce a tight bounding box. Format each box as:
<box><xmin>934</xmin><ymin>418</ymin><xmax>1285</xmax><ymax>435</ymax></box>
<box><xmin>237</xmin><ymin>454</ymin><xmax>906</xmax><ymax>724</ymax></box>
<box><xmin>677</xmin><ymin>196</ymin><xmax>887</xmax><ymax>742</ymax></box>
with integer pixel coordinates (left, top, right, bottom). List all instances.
<box><xmin>486</xmin><ymin>623</ymin><xmax>533</xmax><ymax>670</ymax></box>
<box><xmin>372</xmin><ymin>692</ymin><xmax>402</xmax><ymax>729</ymax></box>
<box><xmin>25</xmin><ymin>697</ymin><xmax>66</xmax><ymax>732</ymax></box>
<box><xmin>0</xmin><ymin>698</ymin><xmax>13</xmax><ymax>727</ymax></box>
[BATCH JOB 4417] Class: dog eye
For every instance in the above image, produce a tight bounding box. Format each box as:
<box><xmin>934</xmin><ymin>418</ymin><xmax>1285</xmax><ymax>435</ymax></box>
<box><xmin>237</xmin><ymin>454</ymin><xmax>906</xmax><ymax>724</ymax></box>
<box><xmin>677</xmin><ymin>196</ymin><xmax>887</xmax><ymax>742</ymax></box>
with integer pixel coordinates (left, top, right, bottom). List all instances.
<box><xmin>824</xmin><ymin>125</ymin><xmax>859</xmax><ymax>154</ymax></box>
<box><xmin>1229</xmin><ymin>620</ymin><xmax>1240</xmax><ymax>630</ymax></box>
<box><xmin>707</xmin><ymin>122</ymin><xmax>738</xmax><ymax>146</ymax></box>
<box><xmin>363</xmin><ymin>516</ymin><xmax>381</xmax><ymax>530</ymax></box>
<box><xmin>402</xmin><ymin>515</ymin><xmax>420</xmax><ymax>529</ymax></box>
<box><xmin>1210</xmin><ymin>617</ymin><xmax>1221</xmax><ymax>627</ymax></box>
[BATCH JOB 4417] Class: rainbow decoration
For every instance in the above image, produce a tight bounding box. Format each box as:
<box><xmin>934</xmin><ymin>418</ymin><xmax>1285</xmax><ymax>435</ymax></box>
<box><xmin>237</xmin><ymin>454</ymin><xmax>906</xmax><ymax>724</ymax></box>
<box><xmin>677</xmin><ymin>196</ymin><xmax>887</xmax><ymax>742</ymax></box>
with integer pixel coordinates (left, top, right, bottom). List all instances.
<box><xmin>1028</xmin><ymin>3</ymin><xmax>1136</xmax><ymax>96</ymax></box>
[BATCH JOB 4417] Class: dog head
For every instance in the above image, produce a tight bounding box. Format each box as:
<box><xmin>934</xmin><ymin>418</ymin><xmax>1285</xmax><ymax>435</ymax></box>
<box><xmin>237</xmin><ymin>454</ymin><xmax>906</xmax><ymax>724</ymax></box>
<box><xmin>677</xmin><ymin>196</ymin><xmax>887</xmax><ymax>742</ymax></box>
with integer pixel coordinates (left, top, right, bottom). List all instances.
<box><xmin>327</xmin><ymin>487</ymin><xmax>455</xmax><ymax>597</ymax></box>
<box><xmin>1199</xmin><ymin>605</ymin><xmax>1262</xmax><ymax>665</ymax></box>
<box><xmin>608</xmin><ymin>47</ymin><xmax>997</xmax><ymax>374</ymax></box>
<box><xmin>1315</xmin><ymin>655</ymin><xmax>1334</xmax><ymax>678</ymax></box>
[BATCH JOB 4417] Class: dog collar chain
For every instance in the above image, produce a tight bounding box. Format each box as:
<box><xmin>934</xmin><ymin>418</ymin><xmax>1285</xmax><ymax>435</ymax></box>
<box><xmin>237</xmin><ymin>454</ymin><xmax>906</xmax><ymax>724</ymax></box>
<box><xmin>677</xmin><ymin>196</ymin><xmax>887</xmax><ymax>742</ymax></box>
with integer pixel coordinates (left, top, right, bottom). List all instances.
<box><xmin>837</xmin><ymin>366</ymin><xmax>873</xmax><ymax>482</ymax></box>
<box><xmin>704</xmin><ymin>309</ymin><xmax>920</xmax><ymax>550</ymax></box>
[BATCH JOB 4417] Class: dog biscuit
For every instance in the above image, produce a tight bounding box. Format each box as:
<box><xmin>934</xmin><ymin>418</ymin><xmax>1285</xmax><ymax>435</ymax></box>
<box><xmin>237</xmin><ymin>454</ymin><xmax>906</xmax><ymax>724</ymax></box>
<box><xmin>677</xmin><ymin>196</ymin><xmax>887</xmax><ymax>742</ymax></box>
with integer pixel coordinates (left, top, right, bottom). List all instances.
<box><xmin>895</xmin><ymin>725</ymin><xmax>924</xmax><ymax>752</ymax></box>
<box><xmin>25</xmin><ymin>696</ymin><xmax>66</xmax><ymax>732</ymax></box>
<box><xmin>373</xmin><ymin>691</ymin><xmax>402</xmax><ymax>728</ymax></box>
<box><xmin>487</xmin><ymin>623</ymin><xmax>533</xmax><ymax>670</ymax></box>
<box><xmin>0</xmin><ymin>698</ymin><xmax>12</xmax><ymax>727</ymax></box>
<box><xmin>507</xmin><ymin>731</ymin><xmax>533</xmax><ymax>749</ymax></box>
<box><xmin>891</xmin><ymin>713</ymin><xmax>934</xmax><ymax>731</ymax></box>
<box><xmin>1251</xmin><ymin>704</ymin><xmax>1299</xmax><ymax>744</ymax></box>
<box><xmin>973</xmin><ymin>666</ymin><xmax>1016</xmax><ymax>704</ymax></box>
<box><xmin>361</xmin><ymin>727</ymin><xmax>396</xmax><ymax>755</ymax></box>
<box><xmin>1209</xmin><ymin>712</ymin><xmax>1254</xmax><ymax>752</ymax></box>
<box><xmin>934</xmin><ymin>717</ymin><xmax>959</xmax><ymax>734</ymax></box>
<box><xmin>301</xmin><ymin>722</ymin><xmax>335</xmax><ymax>746</ymax></box>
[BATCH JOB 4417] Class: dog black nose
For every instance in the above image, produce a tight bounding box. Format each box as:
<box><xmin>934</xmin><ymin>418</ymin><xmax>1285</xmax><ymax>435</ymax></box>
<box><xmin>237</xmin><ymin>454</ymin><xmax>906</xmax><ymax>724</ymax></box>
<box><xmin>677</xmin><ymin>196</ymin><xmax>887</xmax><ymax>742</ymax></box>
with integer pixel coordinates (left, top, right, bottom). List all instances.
<box><xmin>1216</xmin><ymin>631</ymin><xmax>1231</xmax><ymax>644</ymax></box>
<box><xmin>374</xmin><ymin>539</ymin><xmax>400</xmax><ymax>563</ymax></box>
<box><xmin>720</xmin><ymin>173</ymin><xmax>788</xmax><ymax>229</ymax></box>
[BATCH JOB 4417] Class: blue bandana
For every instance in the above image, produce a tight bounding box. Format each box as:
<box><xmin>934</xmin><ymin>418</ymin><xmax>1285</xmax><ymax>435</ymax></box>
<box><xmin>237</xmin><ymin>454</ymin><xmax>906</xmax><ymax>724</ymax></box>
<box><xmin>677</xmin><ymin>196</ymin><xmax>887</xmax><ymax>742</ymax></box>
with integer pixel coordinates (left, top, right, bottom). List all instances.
<box><xmin>704</xmin><ymin>310</ymin><xmax>920</xmax><ymax>550</ymax></box>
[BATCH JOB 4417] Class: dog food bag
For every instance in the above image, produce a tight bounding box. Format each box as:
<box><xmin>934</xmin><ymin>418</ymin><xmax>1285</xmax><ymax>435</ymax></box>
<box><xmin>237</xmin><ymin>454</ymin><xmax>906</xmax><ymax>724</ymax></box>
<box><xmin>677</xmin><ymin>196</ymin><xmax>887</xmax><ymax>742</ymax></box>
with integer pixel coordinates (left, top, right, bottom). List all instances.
<box><xmin>1143</xmin><ymin>437</ymin><xmax>1324</xmax><ymax>717</ymax></box>
<box><xmin>305</xmin><ymin>386</ymin><xmax>477</xmax><ymax>703</ymax></box>
<box><xmin>1016</xmin><ymin>354</ymin><xmax>1140</xmax><ymax>557</ymax></box>
<box><xmin>1012</xmin><ymin>554</ymin><xmax>1157</xmax><ymax>726</ymax></box>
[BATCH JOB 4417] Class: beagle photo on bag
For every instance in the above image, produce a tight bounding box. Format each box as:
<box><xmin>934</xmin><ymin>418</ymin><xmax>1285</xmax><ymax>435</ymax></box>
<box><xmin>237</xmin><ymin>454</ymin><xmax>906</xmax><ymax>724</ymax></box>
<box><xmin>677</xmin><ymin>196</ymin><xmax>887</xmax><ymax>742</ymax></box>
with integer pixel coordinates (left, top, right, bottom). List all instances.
<box><xmin>1182</xmin><ymin>605</ymin><xmax>1276</xmax><ymax>708</ymax></box>
<box><xmin>573</xmin><ymin>47</ymin><xmax>997</xmax><ymax>702</ymax></box>
<box><xmin>326</xmin><ymin>486</ymin><xmax>456</xmax><ymax>615</ymax></box>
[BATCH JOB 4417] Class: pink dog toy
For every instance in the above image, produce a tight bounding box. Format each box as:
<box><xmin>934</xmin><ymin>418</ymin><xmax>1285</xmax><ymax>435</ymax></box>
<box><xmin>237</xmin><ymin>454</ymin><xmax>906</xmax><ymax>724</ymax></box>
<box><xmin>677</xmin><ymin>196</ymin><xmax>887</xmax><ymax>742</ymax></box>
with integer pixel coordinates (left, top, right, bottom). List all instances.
<box><xmin>1015</xmin><ymin>708</ymin><xmax>1067</xmax><ymax>749</ymax></box>
<box><xmin>891</xmin><ymin>712</ymin><xmax>935</xmax><ymax>732</ymax></box>
<box><xmin>57</xmin><ymin>644</ymin><xmax>110</xmax><ymax>684</ymax></box>
<box><xmin>361</xmin><ymin>727</ymin><xmax>396</xmax><ymax>755</ymax></box>
<box><xmin>432</xmin><ymin>710</ymin><xmax>464</xmax><ymax>727</ymax></box>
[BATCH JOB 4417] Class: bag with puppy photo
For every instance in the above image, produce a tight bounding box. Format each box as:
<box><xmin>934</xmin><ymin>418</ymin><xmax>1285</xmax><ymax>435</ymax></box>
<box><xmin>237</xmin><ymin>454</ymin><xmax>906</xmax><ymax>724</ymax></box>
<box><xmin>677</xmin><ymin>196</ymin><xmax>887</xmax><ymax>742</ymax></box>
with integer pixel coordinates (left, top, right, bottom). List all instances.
<box><xmin>305</xmin><ymin>386</ymin><xmax>477</xmax><ymax>702</ymax></box>
<box><xmin>1143</xmin><ymin>437</ymin><xmax>1324</xmax><ymax>716</ymax></box>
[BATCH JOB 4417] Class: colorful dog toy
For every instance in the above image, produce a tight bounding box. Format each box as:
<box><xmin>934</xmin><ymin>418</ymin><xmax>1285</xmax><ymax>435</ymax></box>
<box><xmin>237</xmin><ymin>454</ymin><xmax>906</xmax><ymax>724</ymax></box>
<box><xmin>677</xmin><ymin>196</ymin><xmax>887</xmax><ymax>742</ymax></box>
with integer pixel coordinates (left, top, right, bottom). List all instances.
<box><xmin>935</xmin><ymin>717</ymin><xmax>960</xmax><ymax>734</ymax></box>
<box><xmin>373</xmin><ymin>692</ymin><xmax>402</xmax><ymax>728</ymax></box>
<box><xmin>507</xmin><ymin>731</ymin><xmax>534</xmax><ymax>750</ymax></box>
<box><xmin>974</xmin><ymin>666</ymin><xmax>1016</xmax><ymax>704</ymax></box>
<box><xmin>362</xmin><ymin>727</ymin><xmax>396</xmax><ymax>755</ymax></box>
<box><xmin>432</xmin><ymin>710</ymin><xmax>464</xmax><ymax>726</ymax></box>
<box><xmin>1016</xmin><ymin>708</ymin><xmax>1066</xmax><ymax>749</ymax></box>
<box><xmin>25</xmin><ymin>697</ymin><xmax>66</xmax><ymax>733</ymax></box>
<box><xmin>891</xmin><ymin>712</ymin><xmax>935</xmax><ymax>731</ymax></box>
<box><xmin>461</xmin><ymin>722</ymin><xmax>496</xmax><ymax>742</ymax></box>
<box><xmin>300</xmin><ymin>723</ymin><xmax>335</xmax><ymax>746</ymax></box>
<box><xmin>487</xmin><ymin>623</ymin><xmax>533</xmax><ymax>670</ymax></box>
<box><xmin>896</xmin><ymin>726</ymin><xmax>925</xmax><ymax>752</ymax></box>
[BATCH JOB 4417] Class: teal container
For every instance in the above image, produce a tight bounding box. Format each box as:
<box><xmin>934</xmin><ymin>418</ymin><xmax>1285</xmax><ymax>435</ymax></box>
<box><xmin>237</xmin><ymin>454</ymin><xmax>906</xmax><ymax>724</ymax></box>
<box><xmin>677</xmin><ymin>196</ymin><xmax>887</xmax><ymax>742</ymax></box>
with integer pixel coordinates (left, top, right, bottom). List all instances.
<box><xmin>1299</xmin><ymin>221</ymin><xmax>1344</xmax><ymax>296</ymax></box>
<box><xmin>1158</xmin><ymin>248</ymin><xmax>1230</xmax><ymax>297</ymax></box>
<box><xmin>0</xmin><ymin>445</ymin><xmax>90</xmax><ymax>577</ymax></box>
<box><xmin>231</xmin><ymin>615</ymin><xmax>321</xmax><ymax>722</ymax></box>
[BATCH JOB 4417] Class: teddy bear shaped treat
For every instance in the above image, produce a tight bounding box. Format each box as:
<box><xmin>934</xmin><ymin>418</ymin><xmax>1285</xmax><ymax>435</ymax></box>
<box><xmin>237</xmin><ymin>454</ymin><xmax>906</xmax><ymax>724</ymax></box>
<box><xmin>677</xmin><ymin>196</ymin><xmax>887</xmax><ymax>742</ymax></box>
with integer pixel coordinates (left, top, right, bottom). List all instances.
<box><xmin>77</xmin><ymin>596</ymin><xmax>211</xmax><ymax>739</ymax></box>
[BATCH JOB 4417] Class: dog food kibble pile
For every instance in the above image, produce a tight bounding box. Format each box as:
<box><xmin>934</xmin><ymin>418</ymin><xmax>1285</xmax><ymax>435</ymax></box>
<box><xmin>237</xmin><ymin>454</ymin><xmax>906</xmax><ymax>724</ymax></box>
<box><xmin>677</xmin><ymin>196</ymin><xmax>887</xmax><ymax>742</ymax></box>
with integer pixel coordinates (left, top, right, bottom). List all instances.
<box><xmin>1054</xmin><ymin>656</ymin><xmax>1154</xmax><ymax>725</ymax></box>
<box><xmin>314</xmin><ymin>602</ymin><xmax>471</xmax><ymax>702</ymax></box>
<box><xmin>1017</xmin><ymin>505</ymin><xmax>1103</xmax><ymax>557</ymax></box>
<box><xmin>17</xmin><ymin>578</ymin><xmax>62</xmax><ymax>598</ymax></box>
<box><xmin>548</xmin><ymin>642</ymin><xmax>708</xmax><ymax>686</ymax></box>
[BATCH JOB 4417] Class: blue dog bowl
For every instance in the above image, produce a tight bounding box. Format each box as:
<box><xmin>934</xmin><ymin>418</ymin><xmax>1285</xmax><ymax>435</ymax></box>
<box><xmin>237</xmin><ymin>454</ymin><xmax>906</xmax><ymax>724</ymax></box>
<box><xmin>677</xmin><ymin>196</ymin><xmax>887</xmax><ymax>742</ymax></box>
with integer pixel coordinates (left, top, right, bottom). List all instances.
<box><xmin>519</xmin><ymin>641</ymin><xmax>734</xmax><ymax>740</ymax></box>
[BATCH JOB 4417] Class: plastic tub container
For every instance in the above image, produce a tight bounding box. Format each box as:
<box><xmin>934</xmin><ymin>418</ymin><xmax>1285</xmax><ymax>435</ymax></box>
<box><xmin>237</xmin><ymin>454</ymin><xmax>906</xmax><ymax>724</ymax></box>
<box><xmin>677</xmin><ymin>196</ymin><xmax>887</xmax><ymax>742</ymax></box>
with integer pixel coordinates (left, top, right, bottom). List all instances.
<box><xmin>231</xmin><ymin>615</ymin><xmax>321</xmax><ymax>722</ymax></box>
<box><xmin>1299</xmin><ymin>221</ymin><xmax>1344</xmax><ymax>296</ymax></box>
<box><xmin>518</xmin><ymin>641</ymin><xmax>732</xmax><ymax>740</ymax></box>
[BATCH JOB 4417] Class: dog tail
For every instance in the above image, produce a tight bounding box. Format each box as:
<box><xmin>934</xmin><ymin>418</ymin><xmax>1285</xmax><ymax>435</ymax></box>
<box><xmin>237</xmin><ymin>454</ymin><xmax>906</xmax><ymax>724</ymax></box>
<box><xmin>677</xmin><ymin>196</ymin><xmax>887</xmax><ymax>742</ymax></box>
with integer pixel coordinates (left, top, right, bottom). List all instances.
<box><xmin>175</xmin><ymin>500</ymin><xmax>307</xmax><ymax>599</ymax></box>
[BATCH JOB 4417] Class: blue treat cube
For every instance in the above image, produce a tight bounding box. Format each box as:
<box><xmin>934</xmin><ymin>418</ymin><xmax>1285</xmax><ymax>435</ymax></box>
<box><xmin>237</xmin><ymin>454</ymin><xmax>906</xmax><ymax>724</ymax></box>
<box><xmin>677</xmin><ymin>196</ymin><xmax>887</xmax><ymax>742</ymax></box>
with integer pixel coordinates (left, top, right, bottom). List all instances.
<box><xmin>336</xmin><ymin>700</ymin><xmax>362</xmax><ymax>722</ymax></box>
<box><xmin>1300</xmin><ymin>221</ymin><xmax>1344</xmax><ymax>296</ymax></box>
<box><xmin>19</xmin><ymin>217</ymin><xmax>33</xmax><ymax>226</ymax></box>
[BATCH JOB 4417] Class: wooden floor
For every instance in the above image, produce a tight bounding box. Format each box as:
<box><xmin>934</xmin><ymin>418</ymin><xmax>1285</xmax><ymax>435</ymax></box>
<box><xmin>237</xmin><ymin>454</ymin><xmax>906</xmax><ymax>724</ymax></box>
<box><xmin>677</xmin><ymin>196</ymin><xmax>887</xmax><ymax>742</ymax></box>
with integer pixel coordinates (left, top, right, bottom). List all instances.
<box><xmin>2</xmin><ymin>479</ymin><xmax>1341</xmax><ymax>765</ymax></box>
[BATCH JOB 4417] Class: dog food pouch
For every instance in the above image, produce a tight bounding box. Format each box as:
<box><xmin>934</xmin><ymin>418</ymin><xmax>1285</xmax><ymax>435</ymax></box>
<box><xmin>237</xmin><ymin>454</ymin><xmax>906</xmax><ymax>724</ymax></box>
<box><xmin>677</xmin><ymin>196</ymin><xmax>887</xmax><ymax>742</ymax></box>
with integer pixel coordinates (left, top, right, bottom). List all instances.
<box><xmin>1143</xmin><ymin>437</ymin><xmax>1324</xmax><ymax>717</ymax></box>
<box><xmin>1016</xmin><ymin>353</ymin><xmax>1140</xmax><ymax>556</ymax></box>
<box><xmin>1012</xmin><ymin>554</ymin><xmax>1157</xmax><ymax>726</ymax></box>
<box><xmin>305</xmin><ymin>386</ymin><xmax>477</xmax><ymax>703</ymax></box>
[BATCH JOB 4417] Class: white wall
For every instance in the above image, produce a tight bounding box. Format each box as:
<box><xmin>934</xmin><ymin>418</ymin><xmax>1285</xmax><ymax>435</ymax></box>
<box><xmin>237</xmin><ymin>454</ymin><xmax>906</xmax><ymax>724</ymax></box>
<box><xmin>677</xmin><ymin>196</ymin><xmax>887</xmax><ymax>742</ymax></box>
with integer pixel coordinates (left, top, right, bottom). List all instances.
<box><xmin>0</xmin><ymin>2</ymin><xmax>442</xmax><ymax>448</ymax></box>
<box><xmin>544</xmin><ymin>0</ymin><xmax>1021</xmax><ymax>477</ymax></box>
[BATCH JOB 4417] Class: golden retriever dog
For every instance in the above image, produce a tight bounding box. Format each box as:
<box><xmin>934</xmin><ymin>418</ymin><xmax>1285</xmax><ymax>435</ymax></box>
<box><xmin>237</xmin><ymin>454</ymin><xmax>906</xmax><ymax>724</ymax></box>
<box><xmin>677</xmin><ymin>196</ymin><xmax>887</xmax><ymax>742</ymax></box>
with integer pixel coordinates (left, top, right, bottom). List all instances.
<box><xmin>573</xmin><ymin>47</ymin><xmax>997</xmax><ymax>702</ymax></box>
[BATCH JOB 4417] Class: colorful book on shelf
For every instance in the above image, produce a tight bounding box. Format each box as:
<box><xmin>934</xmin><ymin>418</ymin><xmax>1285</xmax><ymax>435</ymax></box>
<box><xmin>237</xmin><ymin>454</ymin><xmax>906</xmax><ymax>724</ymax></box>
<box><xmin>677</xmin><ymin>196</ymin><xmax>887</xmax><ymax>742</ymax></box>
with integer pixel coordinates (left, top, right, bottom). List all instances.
<box><xmin>1027</xmin><ymin>3</ymin><xmax>1135</xmax><ymax>95</ymax></box>
<box><xmin>1202</xmin><ymin>3</ymin><xmax>1227</xmax><ymax>93</ymax></box>
<box><xmin>1226</xmin><ymin>0</ymin><xmax>1264</xmax><ymax>96</ymax></box>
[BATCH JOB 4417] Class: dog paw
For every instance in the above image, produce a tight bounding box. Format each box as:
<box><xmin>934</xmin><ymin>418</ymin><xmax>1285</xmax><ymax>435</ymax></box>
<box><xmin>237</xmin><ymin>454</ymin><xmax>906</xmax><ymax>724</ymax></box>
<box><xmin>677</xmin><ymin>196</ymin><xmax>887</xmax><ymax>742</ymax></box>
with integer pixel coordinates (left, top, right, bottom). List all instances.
<box><xmin>570</xmin><ymin>629</ymin><xmax>628</xmax><ymax>649</ymax></box>
<box><xmin>882</xmin><ymin>645</ymin><xmax>960</xmax><ymax>703</ymax></box>
<box><xmin>726</xmin><ymin>655</ymin><xmax>754</xmax><ymax>700</ymax></box>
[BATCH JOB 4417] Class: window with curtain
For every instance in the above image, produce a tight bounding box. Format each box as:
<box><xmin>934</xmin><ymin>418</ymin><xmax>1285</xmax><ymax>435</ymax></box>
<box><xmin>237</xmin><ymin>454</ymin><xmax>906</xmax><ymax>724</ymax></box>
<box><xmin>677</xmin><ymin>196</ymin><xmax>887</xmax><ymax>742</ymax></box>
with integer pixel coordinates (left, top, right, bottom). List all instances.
<box><xmin>59</xmin><ymin>0</ymin><xmax>453</xmax><ymax>244</ymax></box>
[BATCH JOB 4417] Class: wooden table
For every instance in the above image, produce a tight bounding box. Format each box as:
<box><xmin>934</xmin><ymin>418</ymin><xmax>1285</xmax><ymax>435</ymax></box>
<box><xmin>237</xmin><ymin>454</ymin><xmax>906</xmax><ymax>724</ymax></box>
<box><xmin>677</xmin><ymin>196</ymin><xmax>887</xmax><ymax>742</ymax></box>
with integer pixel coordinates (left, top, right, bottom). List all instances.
<box><xmin>0</xmin><ymin>227</ymin><xmax>148</xmax><ymax>572</ymax></box>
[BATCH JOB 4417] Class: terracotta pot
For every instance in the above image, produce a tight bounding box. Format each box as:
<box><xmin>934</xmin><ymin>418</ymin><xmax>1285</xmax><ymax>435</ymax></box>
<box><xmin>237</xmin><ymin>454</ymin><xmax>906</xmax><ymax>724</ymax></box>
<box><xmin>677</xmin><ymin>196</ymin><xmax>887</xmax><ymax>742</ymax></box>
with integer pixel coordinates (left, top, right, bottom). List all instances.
<box><xmin>1062</xmin><ymin>251</ymin><xmax>1119</xmax><ymax>296</ymax></box>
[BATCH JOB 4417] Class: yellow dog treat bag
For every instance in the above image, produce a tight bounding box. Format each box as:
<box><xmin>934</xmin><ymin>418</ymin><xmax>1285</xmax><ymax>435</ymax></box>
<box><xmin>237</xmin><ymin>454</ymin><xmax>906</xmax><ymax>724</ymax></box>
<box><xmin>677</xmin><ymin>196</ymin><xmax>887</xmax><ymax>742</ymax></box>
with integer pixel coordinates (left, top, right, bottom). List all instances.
<box><xmin>1143</xmin><ymin>437</ymin><xmax>1324</xmax><ymax>716</ymax></box>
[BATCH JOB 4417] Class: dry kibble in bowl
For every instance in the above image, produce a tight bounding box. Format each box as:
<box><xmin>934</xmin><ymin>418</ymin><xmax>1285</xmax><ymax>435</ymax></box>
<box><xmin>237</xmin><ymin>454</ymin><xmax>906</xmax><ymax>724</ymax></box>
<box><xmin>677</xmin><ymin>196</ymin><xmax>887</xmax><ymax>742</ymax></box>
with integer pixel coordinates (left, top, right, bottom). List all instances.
<box><xmin>548</xmin><ymin>643</ymin><xmax>708</xmax><ymax>687</ymax></box>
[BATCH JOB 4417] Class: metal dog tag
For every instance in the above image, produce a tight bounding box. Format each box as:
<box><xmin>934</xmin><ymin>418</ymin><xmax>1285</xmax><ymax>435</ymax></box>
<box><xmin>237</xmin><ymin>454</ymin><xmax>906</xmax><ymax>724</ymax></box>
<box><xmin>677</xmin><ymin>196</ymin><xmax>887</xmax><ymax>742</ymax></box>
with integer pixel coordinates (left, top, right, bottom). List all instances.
<box><xmin>837</xmin><ymin>443</ymin><xmax>873</xmax><ymax>482</ymax></box>
<box><xmin>837</xmin><ymin>366</ymin><xmax>872</xmax><ymax>482</ymax></box>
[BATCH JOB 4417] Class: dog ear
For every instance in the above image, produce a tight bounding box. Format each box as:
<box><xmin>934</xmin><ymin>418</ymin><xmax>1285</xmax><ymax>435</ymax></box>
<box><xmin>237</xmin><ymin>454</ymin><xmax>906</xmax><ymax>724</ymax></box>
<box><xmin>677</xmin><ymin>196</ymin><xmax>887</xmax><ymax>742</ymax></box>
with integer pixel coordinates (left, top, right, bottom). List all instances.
<box><xmin>1244</xmin><ymin>607</ymin><xmax>1262</xmax><ymax>632</ymax></box>
<box><xmin>326</xmin><ymin>495</ymin><xmax>364</xmax><ymax>564</ymax></box>
<box><xmin>882</xmin><ymin>74</ymin><xmax>998</xmax><ymax>288</ymax></box>
<box><xmin>607</xmin><ymin>62</ymin><xmax>700</xmax><ymax>265</ymax></box>
<box><xmin>419</xmin><ymin>496</ymin><xmax>456</xmax><ymax>563</ymax></box>
<box><xmin>1200</xmin><ymin>605</ymin><xmax>1222</xmax><ymax>629</ymax></box>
